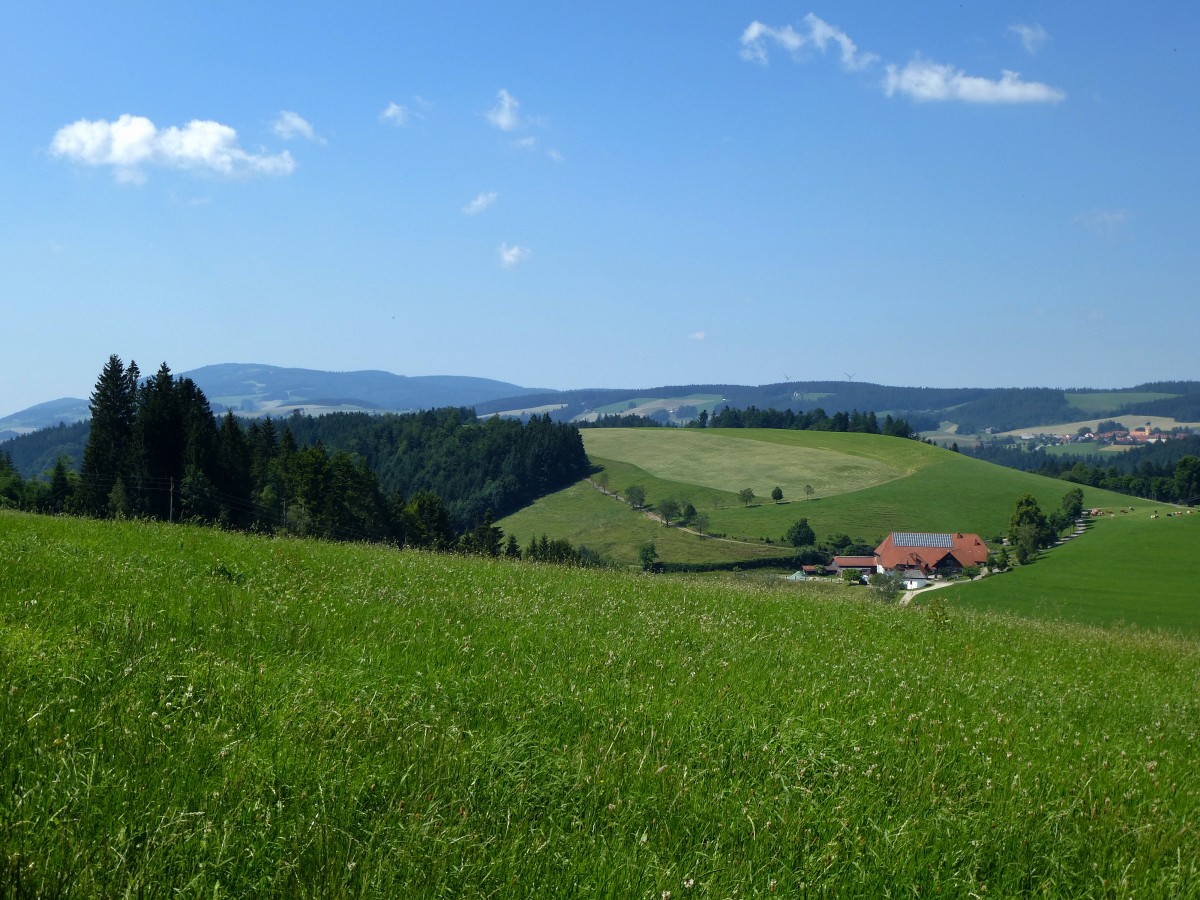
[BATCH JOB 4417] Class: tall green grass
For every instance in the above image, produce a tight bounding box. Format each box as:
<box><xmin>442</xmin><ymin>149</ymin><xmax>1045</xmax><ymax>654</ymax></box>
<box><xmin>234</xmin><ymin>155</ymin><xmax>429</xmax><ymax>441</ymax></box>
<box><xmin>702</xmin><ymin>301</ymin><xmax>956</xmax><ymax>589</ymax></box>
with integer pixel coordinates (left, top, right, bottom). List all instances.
<box><xmin>3</xmin><ymin>511</ymin><xmax>1199</xmax><ymax>896</ymax></box>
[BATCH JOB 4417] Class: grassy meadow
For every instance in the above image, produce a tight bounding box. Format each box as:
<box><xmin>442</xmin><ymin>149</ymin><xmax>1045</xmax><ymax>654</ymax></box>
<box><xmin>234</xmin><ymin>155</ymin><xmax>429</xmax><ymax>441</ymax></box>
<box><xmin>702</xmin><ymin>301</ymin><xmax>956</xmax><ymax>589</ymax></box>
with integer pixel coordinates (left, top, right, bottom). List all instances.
<box><xmin>937</xmin><ymin>508</ymin><xmax>1200</xmax><ymax>633</ymax></box>
<box><xmin>3</xmin><ymin>510</ymin><xmax>1199</xmax><ymax>897</ymax></box>
<box><xmin>502</xmin><ymin>429</ymin><xmax>1151</xmax><ymax>566</ymax></box>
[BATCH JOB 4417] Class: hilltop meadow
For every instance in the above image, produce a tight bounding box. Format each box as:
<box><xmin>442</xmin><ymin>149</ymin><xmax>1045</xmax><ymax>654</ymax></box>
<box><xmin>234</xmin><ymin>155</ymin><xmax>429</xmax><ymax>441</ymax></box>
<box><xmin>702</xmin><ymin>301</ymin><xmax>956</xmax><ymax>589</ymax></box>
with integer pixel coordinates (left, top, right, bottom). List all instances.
<box><xmin>3</xmin><ymin>510</ymin><xmax>1199</xmax><ymax>897</ymax></box>
<box><xmin>500</xmin><ymin>428</ymin><xmax>1154</xmax><ymax>568</ymax></box>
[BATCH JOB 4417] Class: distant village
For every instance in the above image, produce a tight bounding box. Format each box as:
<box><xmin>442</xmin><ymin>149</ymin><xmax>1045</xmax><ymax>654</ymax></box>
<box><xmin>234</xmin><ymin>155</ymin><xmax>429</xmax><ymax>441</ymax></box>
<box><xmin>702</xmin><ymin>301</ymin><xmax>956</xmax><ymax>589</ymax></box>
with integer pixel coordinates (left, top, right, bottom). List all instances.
<box><xmin>1005</xmin><ymin>422</ymin><xmax>1196</xmax><ymax>449</ymax></box>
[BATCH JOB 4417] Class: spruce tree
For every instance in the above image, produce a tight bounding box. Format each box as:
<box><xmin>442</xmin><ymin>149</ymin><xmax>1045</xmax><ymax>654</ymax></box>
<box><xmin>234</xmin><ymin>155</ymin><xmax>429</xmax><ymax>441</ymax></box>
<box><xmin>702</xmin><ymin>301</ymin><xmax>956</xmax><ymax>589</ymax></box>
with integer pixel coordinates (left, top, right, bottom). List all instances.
<box><xmin>79</xmin><ymin>355</ymin><xmax>139</xmax><ymax>516</ymax></box>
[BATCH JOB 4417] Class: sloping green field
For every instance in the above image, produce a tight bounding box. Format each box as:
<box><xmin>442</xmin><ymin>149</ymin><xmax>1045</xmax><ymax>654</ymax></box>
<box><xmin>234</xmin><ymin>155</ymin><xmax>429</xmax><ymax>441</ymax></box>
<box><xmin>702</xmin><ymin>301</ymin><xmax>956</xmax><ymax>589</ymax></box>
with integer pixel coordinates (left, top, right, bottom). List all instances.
<box><xmin>503</xmin><ymin>429</ymin><xmax>1152</xmax><ymax>565</ymax></box>
<box><xmin>938</xmin><ymin>509</ymin><xmax>1200</xmax><ymax>631</ymax></box>
<box><xmin>582</xmin><ymin>429</ymin><xmax>925</xmax><ymax>499</ymax></box>
<box><xmin>2</xmin><ymin>511</ymin><xmax>1199</xmax><ymax>896</ymax></box>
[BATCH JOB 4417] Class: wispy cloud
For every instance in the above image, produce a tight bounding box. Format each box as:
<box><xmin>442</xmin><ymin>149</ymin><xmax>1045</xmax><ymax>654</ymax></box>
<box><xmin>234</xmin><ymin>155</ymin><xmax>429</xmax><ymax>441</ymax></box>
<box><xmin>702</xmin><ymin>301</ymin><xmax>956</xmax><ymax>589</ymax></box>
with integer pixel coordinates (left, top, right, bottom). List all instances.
<box><xmin>1008</xmin><ymin>23</ymin><xmax>1049</xmax><ymax>55</ymax></box>
<box><xmin>272</xmin><ymin>111</ymin><xmax>322</xmax><ymax>143</ymax></box>
<box><xmin>486</xmin><ymin>89</ymin><xmax>522</xmax><ymax>131</ymax></box>
<box><xmin>546</xmin><ymin>147</ymin><xmax>564</xmax><ymax>163</ymax></box>
<box><xmin>380</xmin><ymin>102</ymin><xmax>409</xmax><ymax>126</ymax></box>
<box><xmin>50</xmin><ymin>114</ymin><xmax>295</xmax><ymax>183</ymax></box>
<box><xmin>463</xmin><ymin>191</ymin><xmax>497</xmax><ymax>215</ymax></box>
<box><xmin>689</xmin><ymin>330</ymin><xmax>706</xmax><ymax>341</ymax></box>
<box><xmin>883</xmin><ymin>59</ymin><xmax>1065</xmax><ymax>103</ymax></box>
<box><xmin>740</xmin><ymin>14</ymin><xmax>877</xmax><ymax>71</ymax></box>
<box><xmin>741</xmin><ymin>15</ymin><xmax>1064</xmax><ymax>105</ymax></box>
<box><xmin>498</xmin><ymin>242</ymin><xmax>532</xmax><ymax>269</ymax></box>
<box><xmin>1074</xmin><ymin>209</ymin><xmax>1128</xmax><ymax>239</ymax></box>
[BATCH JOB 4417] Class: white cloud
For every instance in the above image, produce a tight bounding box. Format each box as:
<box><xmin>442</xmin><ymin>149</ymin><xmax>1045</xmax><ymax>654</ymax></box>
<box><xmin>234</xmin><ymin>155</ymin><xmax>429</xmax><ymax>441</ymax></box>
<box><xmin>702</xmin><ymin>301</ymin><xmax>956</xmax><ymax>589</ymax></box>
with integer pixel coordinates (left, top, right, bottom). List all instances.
<box><xmin>272</xmin><ymin>111</ymin><xmax>321</xmax><ymax>142</ymax></box>
<box><xmin>498</xmin><ymin>242</ymin><xmax>531</xmax><ymax>269</ymax></box>
<box><xmin>1074</xmin><ymin>209</ymin><xmax>1127</xmax><ymax>238</ymax></box>
<box><xmin>546</xmin><ymin>147</ymin><xmax>564</xmax><ymax>163</ymax></box>
<box><xmin>883</xmin><ymin>59</ymin><xmax>1065</xmax><ymax>103</ymax></box>
<box><xmin>742</xmin><ymin>17</ymin><xmax>1064</xmax><ymax>106</ymax></box>
<box><xmin>512</xmin><ymin>136</ymin><xmax>537</xmax><ymax>150</ymax></box>
<box><xmin>740</xmin><ymin>14</ymin><xmax>877</xmax><ymax>71</ymax></box>
<box><xmin>689</xmin><ymin>330</ymin><xmax>706</xmax><ymax>341</ymax></box>
<box><xmin>463</xmin><ymin>191</ymin><xmax>497</xmax><ymax>215</ymax></box>
<box><xmin>380</xmin><ymin>102</ymin><xmax>409</xmax><ymax>126</ymax></box>
<box><xmin>1009</xmin><ymin>23</ymin><xmax>1049</xmax><ymax>55</ymax></box>
<box><xmin>486</xmin><ymin>89</ymin><xmax>522</xmax><ymax>131</ymax></box>
<box><xmin>51</xmin><ymin>114</ymin><xmax>295</xmax><ymax>181</ymax></box>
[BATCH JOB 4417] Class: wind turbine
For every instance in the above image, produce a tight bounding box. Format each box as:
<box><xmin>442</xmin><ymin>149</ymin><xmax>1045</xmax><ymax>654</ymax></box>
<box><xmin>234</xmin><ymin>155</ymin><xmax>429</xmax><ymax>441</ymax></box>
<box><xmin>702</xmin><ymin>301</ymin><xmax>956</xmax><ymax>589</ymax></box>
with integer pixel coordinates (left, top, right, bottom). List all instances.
<box><xmin>844</xmin><ymin>372</ymin><xmax>857</xmax><ymax>382</ymax></box>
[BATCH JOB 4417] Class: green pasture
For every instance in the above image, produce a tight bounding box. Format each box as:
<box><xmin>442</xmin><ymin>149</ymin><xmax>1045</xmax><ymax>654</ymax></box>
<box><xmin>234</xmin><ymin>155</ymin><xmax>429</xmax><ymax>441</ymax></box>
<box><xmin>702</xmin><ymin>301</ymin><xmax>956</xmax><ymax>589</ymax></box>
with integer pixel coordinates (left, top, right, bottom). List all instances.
<box><xmin>703</xmin><ymin>450</ymin><xmax>1146</xmax><ymax>545</ymax></box>
<box><xmin>499</xmin><ymin>474</ymin><xmax>781</xmax><ymax>567</ymax></box>
<box><xmin>3</xmin><ymin>511</ymin><xmax>1199</xmax><ymax>896</ymax></box>
<box><xmin>511</xmin><ymin>429</ymin><xmax>1150</xmax><ymax>559</ymax></box>
<box><xmin>938</xmin><ymin>509</ymin><xmax>1200</xmax><ymax>633</ymax></box>
<box><xmin>583</xmin><ymin>429</ymin><xmax>926</xmax><ymax>500</ymax></box>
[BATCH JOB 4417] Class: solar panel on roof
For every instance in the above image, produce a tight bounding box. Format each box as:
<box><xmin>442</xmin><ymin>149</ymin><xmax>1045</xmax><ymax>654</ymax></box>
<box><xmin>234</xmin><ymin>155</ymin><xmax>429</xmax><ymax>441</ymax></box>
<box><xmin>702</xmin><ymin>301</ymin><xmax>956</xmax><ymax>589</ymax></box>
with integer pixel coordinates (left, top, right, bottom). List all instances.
<box><xmin>892</xmin><ymin>532</ymin><xmax>954</xmax><ymax>548</ymax></box>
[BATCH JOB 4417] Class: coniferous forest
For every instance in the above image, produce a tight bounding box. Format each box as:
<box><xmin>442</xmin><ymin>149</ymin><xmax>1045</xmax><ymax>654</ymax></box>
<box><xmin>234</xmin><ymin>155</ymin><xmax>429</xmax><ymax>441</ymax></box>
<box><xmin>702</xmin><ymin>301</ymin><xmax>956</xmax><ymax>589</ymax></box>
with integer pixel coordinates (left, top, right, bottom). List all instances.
<box><xmin>0</xmin><ymin>356</ymin><xmax>591</xmax><ymax>554</ymax></box>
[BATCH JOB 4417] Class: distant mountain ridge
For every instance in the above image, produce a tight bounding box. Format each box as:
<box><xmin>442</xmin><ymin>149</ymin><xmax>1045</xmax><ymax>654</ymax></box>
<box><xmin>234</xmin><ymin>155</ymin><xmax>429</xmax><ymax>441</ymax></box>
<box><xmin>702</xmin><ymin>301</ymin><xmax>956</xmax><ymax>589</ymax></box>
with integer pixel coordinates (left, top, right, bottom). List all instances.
<box><xmin>183</xmin><ymin>363</ymin><xmax>547</xmax><ymax>416</ymax></box>
<box><xmin>3</xmin><ymin>363</ymin><xmax>1199</xmax><ymax>442</ymax></box>
<box><xmin>0</xmin><ymin>364</ymin><xmax>549</xmax><ymax>435</ymax></box>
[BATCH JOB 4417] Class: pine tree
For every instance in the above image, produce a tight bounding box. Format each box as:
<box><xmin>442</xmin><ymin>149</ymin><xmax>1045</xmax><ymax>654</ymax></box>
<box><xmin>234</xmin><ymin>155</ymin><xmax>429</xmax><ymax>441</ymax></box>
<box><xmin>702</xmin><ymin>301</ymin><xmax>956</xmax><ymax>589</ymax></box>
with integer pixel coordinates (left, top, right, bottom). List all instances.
<box><xmin>79</xmin><ymin>355</ymin><xmax>139</xmax><ymax>516</ymax></box>
<box><xmin>0</xmin><ymin>450</ymin><xmax>22</xmax><ymax>507</ymax></box>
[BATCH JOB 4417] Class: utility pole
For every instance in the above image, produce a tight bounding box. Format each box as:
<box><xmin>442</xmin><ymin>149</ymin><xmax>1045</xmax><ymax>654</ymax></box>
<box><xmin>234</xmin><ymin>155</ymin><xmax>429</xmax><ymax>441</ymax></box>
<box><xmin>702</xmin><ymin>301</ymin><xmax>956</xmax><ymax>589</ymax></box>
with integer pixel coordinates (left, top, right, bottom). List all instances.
<box><xmin>169</xmin><ymin>477</ymin><xmax>174</xmax><ymax>523</ymax></box>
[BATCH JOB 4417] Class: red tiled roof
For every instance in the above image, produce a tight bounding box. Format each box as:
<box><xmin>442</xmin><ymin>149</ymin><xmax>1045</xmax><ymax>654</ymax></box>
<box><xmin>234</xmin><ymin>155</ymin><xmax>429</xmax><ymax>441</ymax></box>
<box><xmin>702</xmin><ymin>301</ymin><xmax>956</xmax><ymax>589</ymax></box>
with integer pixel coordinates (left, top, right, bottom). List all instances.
<box><xmin>873</xmin><ymin>532</ymin><xmax>988</xmax><ymax>573</ymax></box>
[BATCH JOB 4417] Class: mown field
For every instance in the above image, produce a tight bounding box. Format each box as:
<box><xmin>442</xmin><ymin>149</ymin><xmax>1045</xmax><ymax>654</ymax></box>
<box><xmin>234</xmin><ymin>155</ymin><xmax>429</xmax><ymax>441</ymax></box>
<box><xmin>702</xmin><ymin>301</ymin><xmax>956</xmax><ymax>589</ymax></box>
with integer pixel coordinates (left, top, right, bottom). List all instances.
<box><xmin>2</xmin><ymin>511</ymin><xmax>1199</xmax><ymax>897</ymax></box>
<box><xmin>503</xmin><ymin>429</ymin><xmax>1151</xmax><ymax>566</ymax></box>
<box><xmin>938</xmin><ymin>508</ymin><xmax>1200</xmax><ymax>632</ymax></box>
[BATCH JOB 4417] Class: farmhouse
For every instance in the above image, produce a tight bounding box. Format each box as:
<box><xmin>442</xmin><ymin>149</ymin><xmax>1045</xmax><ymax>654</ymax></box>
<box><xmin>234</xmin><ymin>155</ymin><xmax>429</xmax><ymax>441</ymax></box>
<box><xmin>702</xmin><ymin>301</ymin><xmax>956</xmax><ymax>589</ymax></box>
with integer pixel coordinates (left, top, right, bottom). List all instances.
<box><xmin>874</xmin><ymin>532</ymin><xmax>988</xmax><ymax>577</ymax></box>
<box><xmin>831</xmin><ymin>555</ymin><xmax>877</xmax><ymax>578</ymax></box>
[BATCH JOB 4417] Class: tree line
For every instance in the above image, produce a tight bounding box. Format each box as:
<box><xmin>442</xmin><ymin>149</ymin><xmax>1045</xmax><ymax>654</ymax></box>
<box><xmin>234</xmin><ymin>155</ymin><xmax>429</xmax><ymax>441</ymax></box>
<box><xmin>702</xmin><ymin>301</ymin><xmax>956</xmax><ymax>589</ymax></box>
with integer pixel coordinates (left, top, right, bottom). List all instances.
<box><xmin>580</xmin><ymin>405</ymin><xmax>918</xmax><ymax>437</ymax></box>
<box><xmin>699</xmin><ymin>405</ymin><xmax>917</xmax><ymax>438</ymax></box>
<box><xmin>2</xmin><ymin>356</ymin><xmax>595</xmax><ymax>560</ymax></box>
<box><xmin>968</xmin><ymin>437</ymin><xmax>1200</xmax><ymax>504</ymax></box>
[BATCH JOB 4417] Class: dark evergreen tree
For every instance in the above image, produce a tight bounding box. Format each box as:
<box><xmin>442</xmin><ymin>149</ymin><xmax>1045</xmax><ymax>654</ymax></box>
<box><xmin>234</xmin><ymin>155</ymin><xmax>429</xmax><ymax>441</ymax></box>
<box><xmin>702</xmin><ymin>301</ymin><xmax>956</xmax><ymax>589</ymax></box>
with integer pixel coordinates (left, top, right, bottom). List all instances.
<box><xmin>47</xmin><ymin>455</ymin><xmax>76</xmax><ymax>513</ymax></box>
<box><xmin>0</xmin><ymin>450</ymin><xmax>22</xmax><ymax>507</ymax></box>
<box><xmin>79</xmin><ymin>355</ymin><xmax>139</xmax><ymax>516</ymax></box>
<box><xmin>407</xmin><ymin>491</ymin><xmax>453</xmax><ymax>550</ymax></box>
<box><xmin>132</xmin><ymin>364</ymin><xmax>217</xmax><ymax>520</ymax></box>
<box><xmin>215</xmin><ymin>411</ymin><xmax>253</xmax><ymax>526</ymax></box>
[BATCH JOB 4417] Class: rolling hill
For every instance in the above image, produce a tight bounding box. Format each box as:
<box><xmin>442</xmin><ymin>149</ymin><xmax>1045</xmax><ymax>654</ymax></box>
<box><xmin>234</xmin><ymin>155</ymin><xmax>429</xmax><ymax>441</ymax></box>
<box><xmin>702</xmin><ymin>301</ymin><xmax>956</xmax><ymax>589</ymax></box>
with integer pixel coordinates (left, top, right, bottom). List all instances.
<box><xmin>498</xmin><ymin>428</ymin><xmax>1156</xmax><ymax>568</ymax></box>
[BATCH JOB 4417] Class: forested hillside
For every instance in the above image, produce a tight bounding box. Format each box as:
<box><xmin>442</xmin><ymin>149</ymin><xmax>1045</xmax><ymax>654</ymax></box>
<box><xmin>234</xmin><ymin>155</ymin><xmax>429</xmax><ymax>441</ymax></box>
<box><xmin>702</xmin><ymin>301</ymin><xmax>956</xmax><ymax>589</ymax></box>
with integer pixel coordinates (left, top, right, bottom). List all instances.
<box><xmin>968</xmin><ymin>435</ymin><xmax>1200</xmax><ymax>504</ymax></box>
<box><xmin>0</xmin><ymin>357</ymin><xmax>589</xmax><ymax>546</ymax></box>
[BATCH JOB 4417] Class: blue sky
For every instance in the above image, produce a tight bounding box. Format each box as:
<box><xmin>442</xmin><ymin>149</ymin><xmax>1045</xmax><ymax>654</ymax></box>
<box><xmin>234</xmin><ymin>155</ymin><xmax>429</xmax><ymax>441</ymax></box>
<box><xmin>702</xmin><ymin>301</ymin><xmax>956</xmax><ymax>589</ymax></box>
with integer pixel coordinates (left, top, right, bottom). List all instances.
<box><xmin>3</xmin><ymin>2</ymin><xmax>1198</xmax><ymax>415</ymax></box>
